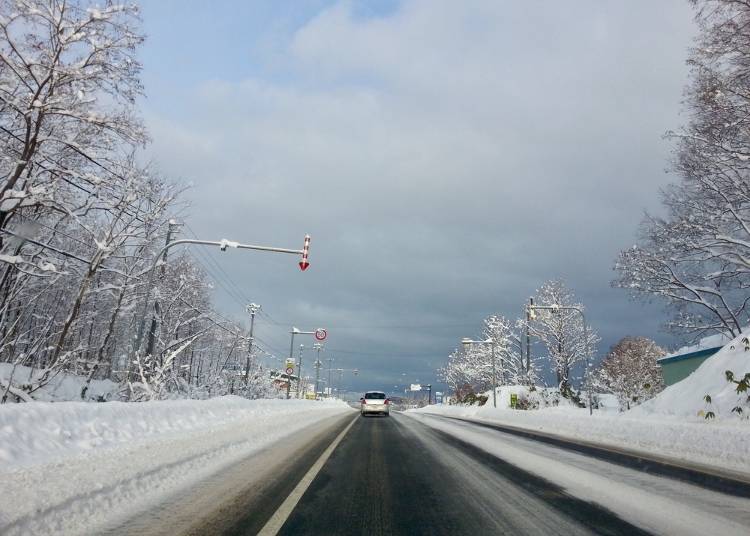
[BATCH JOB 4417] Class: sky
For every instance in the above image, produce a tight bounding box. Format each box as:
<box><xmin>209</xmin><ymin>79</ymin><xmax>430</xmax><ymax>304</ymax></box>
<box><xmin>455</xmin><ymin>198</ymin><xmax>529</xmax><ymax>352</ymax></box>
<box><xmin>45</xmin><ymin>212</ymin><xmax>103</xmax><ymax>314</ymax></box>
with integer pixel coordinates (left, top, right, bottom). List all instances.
<box><xmin>137</xmin><ymin>0</ymin><xmax>698</xmax><ymax>395</ymax></box>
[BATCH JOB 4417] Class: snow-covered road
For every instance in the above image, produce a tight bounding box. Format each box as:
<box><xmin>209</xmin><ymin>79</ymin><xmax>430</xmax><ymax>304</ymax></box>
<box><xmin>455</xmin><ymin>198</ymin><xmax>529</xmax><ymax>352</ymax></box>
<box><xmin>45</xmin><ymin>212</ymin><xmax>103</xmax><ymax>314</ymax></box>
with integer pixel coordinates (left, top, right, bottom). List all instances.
<box><xmin>405</xmin><ymin>412</ymin><xmax>750</xmax><ymax>536</ymax></box>
<box><xmin>4</xmin><ymin>400</ymin><xmax>748</xmax><ymax>535</ymax></box>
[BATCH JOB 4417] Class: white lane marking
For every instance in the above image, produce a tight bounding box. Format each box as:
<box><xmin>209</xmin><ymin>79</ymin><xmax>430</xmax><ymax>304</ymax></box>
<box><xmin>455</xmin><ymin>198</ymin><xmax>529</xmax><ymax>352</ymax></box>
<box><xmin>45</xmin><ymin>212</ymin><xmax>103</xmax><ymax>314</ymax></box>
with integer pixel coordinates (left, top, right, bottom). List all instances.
<box><xmin>257</xmin><ymin>415</ymin><xmax>358</xmax><ymax>536</ymax></box>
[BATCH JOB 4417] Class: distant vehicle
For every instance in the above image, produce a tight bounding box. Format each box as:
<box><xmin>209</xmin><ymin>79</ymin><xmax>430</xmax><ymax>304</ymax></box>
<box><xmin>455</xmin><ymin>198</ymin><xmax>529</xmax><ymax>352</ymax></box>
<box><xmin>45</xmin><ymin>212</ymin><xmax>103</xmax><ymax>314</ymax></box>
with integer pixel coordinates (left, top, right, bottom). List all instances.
<box><xmin>360</xmin><ymin>391</ymin><xmax>390</xmax><ymax>417</ymax></box>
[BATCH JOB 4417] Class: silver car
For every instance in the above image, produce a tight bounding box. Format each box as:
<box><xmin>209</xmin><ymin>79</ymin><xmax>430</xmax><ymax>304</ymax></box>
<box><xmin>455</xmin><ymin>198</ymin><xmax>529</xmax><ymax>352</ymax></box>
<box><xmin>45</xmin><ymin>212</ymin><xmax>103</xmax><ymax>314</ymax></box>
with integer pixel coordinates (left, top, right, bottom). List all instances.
<box><xmin>360</xmin><ymin>391</ymin><xmax>390</xmax><ymax>417</ymax></box>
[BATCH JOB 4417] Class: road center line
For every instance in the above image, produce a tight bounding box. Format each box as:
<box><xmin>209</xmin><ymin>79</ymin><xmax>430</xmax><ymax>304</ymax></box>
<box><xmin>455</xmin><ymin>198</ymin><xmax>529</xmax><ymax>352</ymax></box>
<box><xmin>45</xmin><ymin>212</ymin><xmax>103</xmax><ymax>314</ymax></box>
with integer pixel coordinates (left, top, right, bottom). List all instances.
<box><xmin>257</xmin><ymin>414</ymin><xmax>358</xmax><ymax>536</ymax></box>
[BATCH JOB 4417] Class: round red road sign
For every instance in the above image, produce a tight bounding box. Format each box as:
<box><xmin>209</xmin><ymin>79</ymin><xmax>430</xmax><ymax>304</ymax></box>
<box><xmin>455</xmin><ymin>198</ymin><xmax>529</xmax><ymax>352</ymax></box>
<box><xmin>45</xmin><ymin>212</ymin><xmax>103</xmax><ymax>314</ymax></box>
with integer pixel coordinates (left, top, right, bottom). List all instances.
<box><xmin>315</xmin><ymin>328</ymin><xmax>327</xmax><ymax>341</ymax></box>
<box><xmin>285</xmin><ymin>367</ymin><xmax>294</xmax><ymax>375</ymax></box>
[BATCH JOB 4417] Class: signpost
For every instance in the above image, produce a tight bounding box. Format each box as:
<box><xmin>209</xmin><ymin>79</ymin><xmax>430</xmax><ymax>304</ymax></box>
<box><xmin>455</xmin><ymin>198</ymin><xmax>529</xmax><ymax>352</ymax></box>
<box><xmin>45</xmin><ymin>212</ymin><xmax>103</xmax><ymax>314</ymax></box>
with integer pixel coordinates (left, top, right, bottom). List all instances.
<box><xmin>287</xmin><ymin>327</ymin><xmax>328</xmax><ymax>399</ymax></box>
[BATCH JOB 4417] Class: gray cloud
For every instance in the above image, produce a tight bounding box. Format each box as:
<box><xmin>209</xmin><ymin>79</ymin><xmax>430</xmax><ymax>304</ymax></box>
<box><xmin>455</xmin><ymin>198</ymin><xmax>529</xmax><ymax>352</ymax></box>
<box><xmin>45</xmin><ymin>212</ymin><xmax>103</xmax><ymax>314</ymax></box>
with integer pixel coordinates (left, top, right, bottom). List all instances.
<box><xmin>142</xmin><ymin>0</ymin><xmax>697</xmax><ymax>393</ymax></box>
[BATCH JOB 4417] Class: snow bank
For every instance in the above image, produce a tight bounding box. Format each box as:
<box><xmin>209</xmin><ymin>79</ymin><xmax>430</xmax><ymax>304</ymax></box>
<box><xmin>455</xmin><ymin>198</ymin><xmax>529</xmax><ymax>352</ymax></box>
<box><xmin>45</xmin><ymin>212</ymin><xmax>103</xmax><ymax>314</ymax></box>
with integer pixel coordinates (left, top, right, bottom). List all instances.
<box><xmin>634</xmin><ymin>332</ymin><xmax>750</xmax><ymax>419</ymax></box>
<box><xmin>411</xmin><ymin>403</ymin><xmax>750</xmax><ymax>475</ymax></box>
<box><xmin>410</xmin><ymin>403</ymin><xmax>750</xmax><ymax>475</ymax></box>
<box><xmin>0</xmin><ymin>396</ymin><xmax>353</xmax><ymax>535</ymax></box>
<box><xmin>470</xmin><ymin>384</ymin><xmax>587</xmax><ymax>412</ymax></box>
<box><xmin>0</xmin><ymin>363</ymin><xmax>118</xmax><ymax>402</ymax></box>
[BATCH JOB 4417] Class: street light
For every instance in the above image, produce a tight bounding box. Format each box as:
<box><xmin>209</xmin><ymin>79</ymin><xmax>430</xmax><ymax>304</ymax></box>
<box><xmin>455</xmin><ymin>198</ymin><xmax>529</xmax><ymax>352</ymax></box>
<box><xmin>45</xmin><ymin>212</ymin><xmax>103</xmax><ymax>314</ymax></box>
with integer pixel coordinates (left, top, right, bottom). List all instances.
<box><xmin>528</xmin><ymin>303</ymin><xmax>593</xmax><ymax>415</ymax></box>
<box><xmin>462</xmin><ymin>336</ymin><xmax>498</xmax><ymax>408</ymax></box>
<box><xmin>331</xmin><ymin>367</ymin><xmax>358</xmax><ymax>400</ymax></box>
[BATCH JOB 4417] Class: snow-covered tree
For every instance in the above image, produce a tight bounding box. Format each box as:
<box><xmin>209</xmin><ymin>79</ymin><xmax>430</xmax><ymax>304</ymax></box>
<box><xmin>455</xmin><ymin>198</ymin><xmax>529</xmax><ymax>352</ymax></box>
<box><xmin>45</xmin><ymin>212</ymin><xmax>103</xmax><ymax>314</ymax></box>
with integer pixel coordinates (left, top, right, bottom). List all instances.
<box><xmin>614</xmin><ymin>0</ymin><xmax>750</xmax><ymax>341</ymax></box>
<box><xmin>0</xmin><ymin>0</ymin><xmax>146</xmax><ymax>248</ymax></box>
<box><xmin>478</xmin><ymin>315</ymin><xmax>537</xmax><ymax>387</ymax></box>
<box><xmin>439</xmin><ymin>314</ymin><xmax>538</xmax><ymax>399</ymax></box>
<box><xmin>592</xmin><ymin>336</ymin><xmax>666</xmax><ymax>410</ymax></box>
<box><xmin>0</xmin><ymin>2</ymin><xmax>278</xmax><ymax>403</ymax></box>
<box><xmin>529</xmin><ymin>279</ymin><xmax>599</xmax><ymax>398</ymax></box>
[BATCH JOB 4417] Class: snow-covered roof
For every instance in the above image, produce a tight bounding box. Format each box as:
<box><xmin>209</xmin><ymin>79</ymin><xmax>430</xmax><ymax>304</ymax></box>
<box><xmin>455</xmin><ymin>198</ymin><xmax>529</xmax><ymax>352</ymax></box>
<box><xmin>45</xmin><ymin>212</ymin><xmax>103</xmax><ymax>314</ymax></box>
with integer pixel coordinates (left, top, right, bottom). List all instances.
<box><xmin>634</xmin><ymin>332</ymin><xmax>750</xmax><ymax>418</ymax></box>
<box><xmin>661</xmin><ymin>330</ymin><xmax>739</xmax><ymax>360</ymax></box>
<box><xmin>657</xmin><ymin>346</ymin><xmax>723</xmax><ymax>364</ymax></box>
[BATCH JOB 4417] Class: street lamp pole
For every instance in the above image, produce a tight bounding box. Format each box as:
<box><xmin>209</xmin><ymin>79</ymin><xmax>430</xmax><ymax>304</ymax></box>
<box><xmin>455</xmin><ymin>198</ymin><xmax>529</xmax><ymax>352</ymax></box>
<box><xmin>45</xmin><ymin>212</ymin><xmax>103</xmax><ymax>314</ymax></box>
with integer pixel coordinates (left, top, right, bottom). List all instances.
<box><xmin>528</xmin><ymin>303</ymin><xmax>593</xmax><ymax>415</ymax></box>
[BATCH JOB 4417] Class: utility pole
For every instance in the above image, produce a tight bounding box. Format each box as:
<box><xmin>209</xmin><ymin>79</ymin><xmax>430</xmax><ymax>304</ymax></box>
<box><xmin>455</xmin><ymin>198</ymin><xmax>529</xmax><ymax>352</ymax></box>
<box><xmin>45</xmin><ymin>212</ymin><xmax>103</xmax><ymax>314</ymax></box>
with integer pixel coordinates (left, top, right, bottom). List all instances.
<box><xmin>313</xmin><ymin>343</ymin><xmax>323</xmax><ymax>399</ymax></box>
<box><xmin>314</xmin><ymin>359</ymin><xmax>322</xmax><ymax>399</ymax></box>
<box><xmin>244</xmin><ymin>303</ymin><xmax>261</xmax><ymax>384</ymax></box>
<box><xmin>526</xmin><ymin>297</ymin><xmax>533</xmax><ymax>373</ymax></box>
<box><xmin>296</xmin><ymin>344</ymin><xmax>305</xmax><ymax>398</ymax></box>
<box><xmin>286</xmin><ymin>329</ymin><xmax>297</xmax><ymax>400</ymax></box>
<box><xmin>327</xmin><ymin>357</ymin><xmax>334</xmax><ymax>398</ymax></box>
<box><xmin>146</xmin><ymin>220</ymin><xmax>181</xmax><ymax>359</ymax></box>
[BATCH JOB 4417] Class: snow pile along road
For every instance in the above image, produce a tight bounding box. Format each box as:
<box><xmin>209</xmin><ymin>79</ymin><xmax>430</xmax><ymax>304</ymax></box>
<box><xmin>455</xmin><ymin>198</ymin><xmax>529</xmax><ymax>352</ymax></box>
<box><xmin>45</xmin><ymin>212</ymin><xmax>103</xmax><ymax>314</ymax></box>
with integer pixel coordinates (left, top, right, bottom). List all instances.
<box><xmin>412</xmin><ymin>395</ymin><xmax>750</xmax><ymax>476</ymax></box>
<box><xmin>0</xmin><ymin>396</ymin><xmax>353</xmax><ymax>535</ymax></box>
<box><xmin>633</xmin><ymin>333</ymin><xmax>750</xmax><ymax>418</ymax></box>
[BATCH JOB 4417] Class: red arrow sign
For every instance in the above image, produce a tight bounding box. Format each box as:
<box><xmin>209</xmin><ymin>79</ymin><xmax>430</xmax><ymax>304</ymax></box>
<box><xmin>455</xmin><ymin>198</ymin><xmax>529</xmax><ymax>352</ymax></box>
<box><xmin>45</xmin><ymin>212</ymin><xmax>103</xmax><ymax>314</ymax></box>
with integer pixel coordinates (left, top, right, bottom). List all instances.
<box><xmin>299</xmin><ymin>234</ymin><xmax>310</xmax><ymax>271</ymax></box>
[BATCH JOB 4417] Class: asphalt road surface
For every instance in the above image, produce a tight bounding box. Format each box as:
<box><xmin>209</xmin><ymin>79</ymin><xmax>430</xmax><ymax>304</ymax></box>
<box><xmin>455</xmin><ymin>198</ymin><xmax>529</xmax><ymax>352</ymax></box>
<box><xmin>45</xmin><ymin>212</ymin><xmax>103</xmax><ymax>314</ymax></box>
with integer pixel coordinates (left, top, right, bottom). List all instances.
<box><xmin>274</xmin><ymin>412</ymin><xmax>750</xmax><ymax>536</ymax></box>
<box><xmin>118</xmin><ymin>411</ymin><xmax>750</xmax><ymax>536</ymax></box>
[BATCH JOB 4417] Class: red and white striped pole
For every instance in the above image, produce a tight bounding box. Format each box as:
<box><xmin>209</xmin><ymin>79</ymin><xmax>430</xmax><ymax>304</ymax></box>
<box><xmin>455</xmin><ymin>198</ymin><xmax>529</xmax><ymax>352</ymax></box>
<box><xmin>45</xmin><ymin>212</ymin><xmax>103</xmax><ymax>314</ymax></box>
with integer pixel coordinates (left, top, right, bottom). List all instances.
<box><xmin>299</xmin><ymin>234</ymin><xmax>311</xmax><ymax>271</ymax></box>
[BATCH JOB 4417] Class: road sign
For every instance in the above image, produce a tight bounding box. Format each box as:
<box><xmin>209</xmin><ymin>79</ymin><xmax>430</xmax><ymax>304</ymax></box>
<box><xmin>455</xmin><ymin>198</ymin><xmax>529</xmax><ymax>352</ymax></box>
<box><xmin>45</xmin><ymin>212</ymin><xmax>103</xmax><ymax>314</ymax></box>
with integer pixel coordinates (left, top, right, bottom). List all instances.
<box><xmin>285</xmin><ymin>367</ymin><xmax>294</xmax><ymax>375</ymax></box>
<box><xmin>410</xmin><ymin>384</ymin><xmax>422</xmax><ymax>391</ymax></box>
<box><xmin>314</xmin><ymin>328</ymin><xmax>327</xmax><ymax>341</ymax></box>
<box><xmin>285</xmin><ymin>358</ymin><xmax>295</xmax><ymax>369</ymax></box>
<box><xmin>299</xmin><ymin>234</ymin><xmax>310</xmax><ymax>271</ymax></box>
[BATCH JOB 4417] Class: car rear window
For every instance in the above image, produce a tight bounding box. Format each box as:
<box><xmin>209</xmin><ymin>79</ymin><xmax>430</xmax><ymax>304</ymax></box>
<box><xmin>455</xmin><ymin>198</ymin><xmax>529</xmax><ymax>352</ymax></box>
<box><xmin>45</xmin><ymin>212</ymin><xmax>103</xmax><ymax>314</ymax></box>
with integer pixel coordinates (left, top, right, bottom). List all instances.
<box><xmin>365</xmin><ymin>392</ymin><xmax>386</xmax><ymax>399</ymax></box>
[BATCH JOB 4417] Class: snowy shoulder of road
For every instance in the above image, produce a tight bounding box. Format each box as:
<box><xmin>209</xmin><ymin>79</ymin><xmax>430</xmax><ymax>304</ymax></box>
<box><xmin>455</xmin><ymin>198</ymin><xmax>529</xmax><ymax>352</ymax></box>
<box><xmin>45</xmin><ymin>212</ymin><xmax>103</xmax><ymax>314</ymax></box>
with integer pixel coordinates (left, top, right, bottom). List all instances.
<box><xmin>408</xmin><ymin>403</ymin><xmax>750</xmax><ymax>475</ymax></box>
<box><xmin>409</xmin><ymin>335</ymin><xmax>750</xmax><ymax>476</ymax></box>
<box><xmin>0</xmin><ymin>396</ymin><xmax>353</xmax><ymax>536</ymax></box>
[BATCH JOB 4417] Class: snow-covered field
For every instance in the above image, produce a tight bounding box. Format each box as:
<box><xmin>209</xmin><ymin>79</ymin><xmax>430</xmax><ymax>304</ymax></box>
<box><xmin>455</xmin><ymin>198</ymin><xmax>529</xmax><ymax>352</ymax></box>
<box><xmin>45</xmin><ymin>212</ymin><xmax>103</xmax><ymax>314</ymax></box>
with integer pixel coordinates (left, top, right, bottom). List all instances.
<box><xmin>414</xmin><ymin>333</ymin><xmax>750</xmax><ymax>475</ymax></box>
<box><xmin>0</xmin><ymin>396</ymin><xmax>353</xmax><ymax>535</ymax></box>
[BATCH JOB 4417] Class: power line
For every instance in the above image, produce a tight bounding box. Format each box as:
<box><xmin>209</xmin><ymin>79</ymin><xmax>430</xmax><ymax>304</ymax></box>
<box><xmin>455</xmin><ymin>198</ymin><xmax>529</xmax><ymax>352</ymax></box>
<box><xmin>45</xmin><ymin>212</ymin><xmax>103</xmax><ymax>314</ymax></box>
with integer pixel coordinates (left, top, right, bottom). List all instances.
<box><xmin>183</xmin><ymin>223</ymin><xmax>253</xmax><ymax>304</ymax></box>
<box><xmin>326</xmin><ymin>348</ymin><xmax>440</xmax><ymax>358</ymax></box>
<box><xmin>186</xmin><ymin>253</ymin><xmax>249</xmax><ymax>311</ymax></box>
